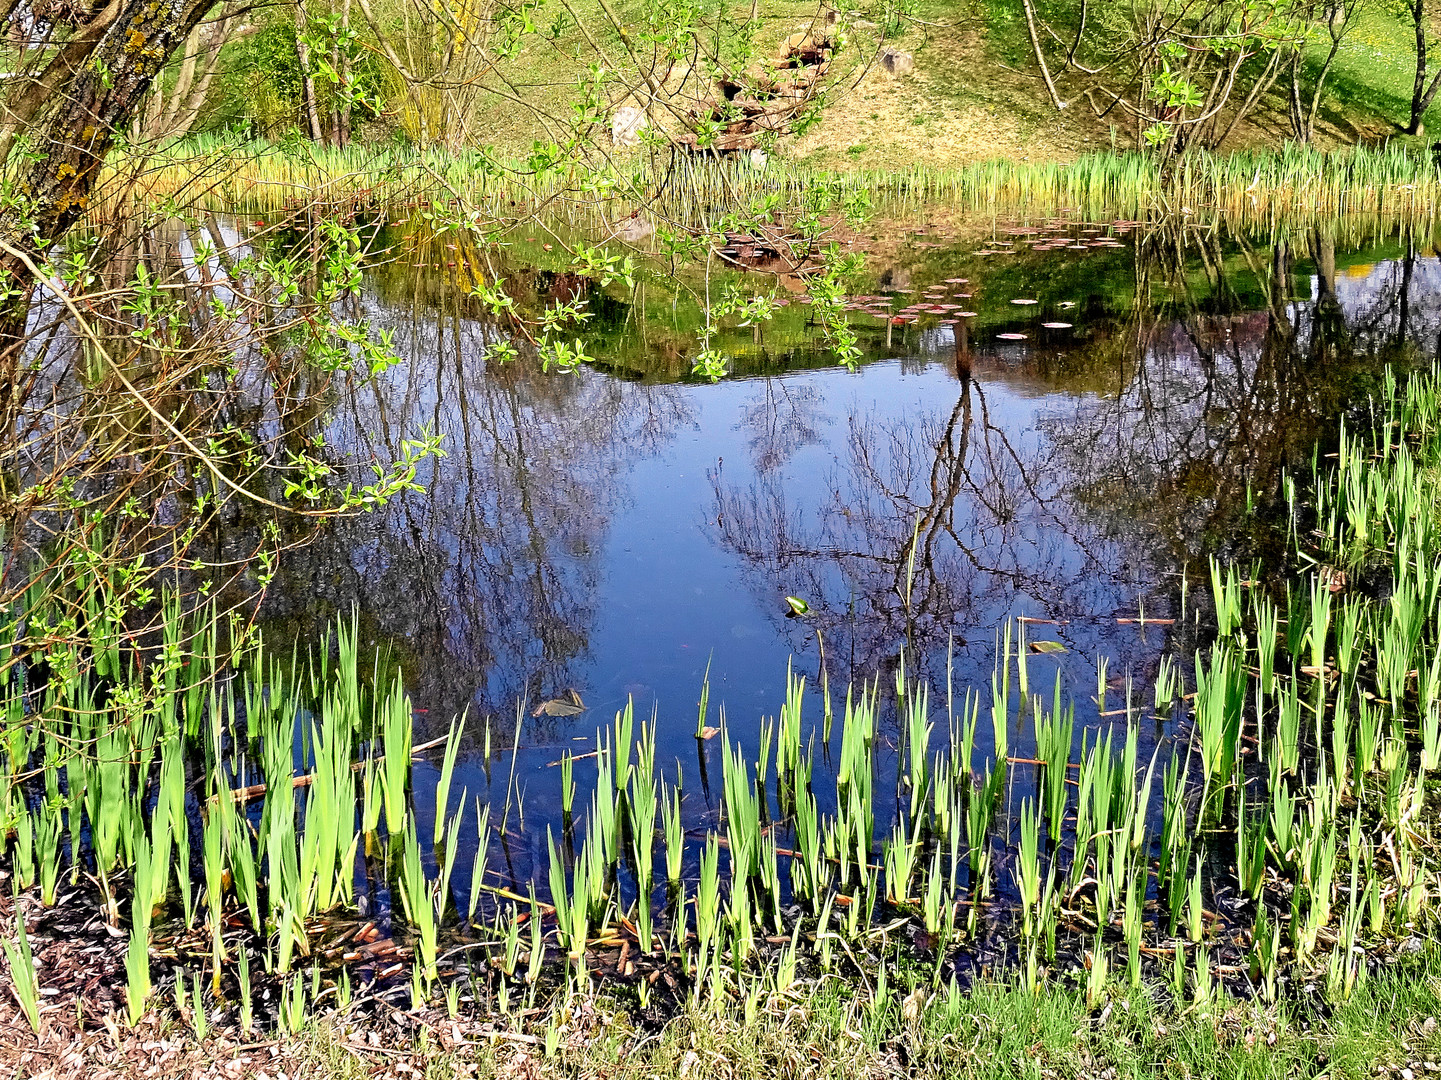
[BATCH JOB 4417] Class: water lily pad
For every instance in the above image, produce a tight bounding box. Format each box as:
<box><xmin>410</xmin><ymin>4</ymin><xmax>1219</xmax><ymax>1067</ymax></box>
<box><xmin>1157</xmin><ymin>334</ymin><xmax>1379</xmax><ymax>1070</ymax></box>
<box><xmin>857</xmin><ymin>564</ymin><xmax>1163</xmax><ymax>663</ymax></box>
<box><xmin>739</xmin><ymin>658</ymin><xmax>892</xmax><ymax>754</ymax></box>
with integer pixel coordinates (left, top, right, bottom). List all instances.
<box><xmin>1011</xmin><ymin>299</ymin><xmax>1038</xmax><ymax>305</ymax></box>
<box><xmin>785</xmin><ymin>596</ymin><xmax>811</xmax><ymax>616</ymax></box>
<box><xmin>1042</xmin><ymin>322</ymin><xmax>1073</xmax><ymax>329</ymax></box>
<box><xmin>997</xmin><ymin>332</ymin><xmax>1027</xmax><ymax>340</ymax></box>
<box><xmin>1027</xmin><ymin>640</ymin><xmax>1066</xmax><ymax>654</ymax></box>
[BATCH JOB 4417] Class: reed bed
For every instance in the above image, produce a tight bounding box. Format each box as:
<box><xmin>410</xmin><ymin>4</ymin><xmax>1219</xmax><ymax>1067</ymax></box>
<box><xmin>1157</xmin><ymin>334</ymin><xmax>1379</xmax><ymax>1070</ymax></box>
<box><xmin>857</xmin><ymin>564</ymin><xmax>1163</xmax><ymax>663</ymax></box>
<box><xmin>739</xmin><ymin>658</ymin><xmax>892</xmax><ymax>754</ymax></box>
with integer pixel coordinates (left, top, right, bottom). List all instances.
<box><xmin>7</xmin><ymin>365</ymin><xmax>1441</xmax><ymax>1030</ymax></box>
<box><xmin>111</xmin><ymin>136</ymin><xmax>1441</xmax><ymax>228</ymax></box>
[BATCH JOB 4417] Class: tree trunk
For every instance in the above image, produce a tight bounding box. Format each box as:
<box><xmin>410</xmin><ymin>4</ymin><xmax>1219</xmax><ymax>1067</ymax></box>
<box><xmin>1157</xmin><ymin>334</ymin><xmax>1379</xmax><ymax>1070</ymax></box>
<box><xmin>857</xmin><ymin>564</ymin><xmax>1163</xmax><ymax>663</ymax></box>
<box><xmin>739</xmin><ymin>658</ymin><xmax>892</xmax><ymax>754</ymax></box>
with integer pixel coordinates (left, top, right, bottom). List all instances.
<box><xmin>295</xmin><ymin>0</ymin><xmax>325</xmax><ymax>142</ymax></box>
<box><xmin>163</xmin><ymin>25</ymin><xmax>233</xmax><ymax>139</ymax></box>
<box><xmin>1020</xmin><ymin>0</ymin><xmax>1066</xmax><ymax>110</ymax></box>
<box><xmin>1289</xmin><ymin>50</ymin><xmax>1305</xmax><ymax>142</ymax></box>
<box><xmin>1295</xmin><ymin>37</ymin><xmax>1341</xmax><ymax>145</ymax></box>
<box><xmin>1410</xmin><ymin>0</ymin><xmax>1439</xmax><ymax>134</ymax></box>
<box><xmin>153</xmin><ymin>14</ymin><xmax>242</xmax><ymax>141</ymax></box>
<box><xmin>329</xmin><ymin>54</ymin><xmax>342</xmax><ymax>148</ymax></box>
<box><xmin>337</xmin><ymin>0</ymin><xmax>353</xmax><ymax>147</ymax></box>
<box><xmin>0</xmin><ymin>0</ymin><xmax>221</xmax><ymax>410</ymax></box>
<box><xmin>138</xmin><ymin>12</ymin><xmax>242</xmax><ymax>143</ymax></box>
<box><xmin>163</xmin><ymin>23</ymin><xmax>204</xmax><ymax>135</ymax></box>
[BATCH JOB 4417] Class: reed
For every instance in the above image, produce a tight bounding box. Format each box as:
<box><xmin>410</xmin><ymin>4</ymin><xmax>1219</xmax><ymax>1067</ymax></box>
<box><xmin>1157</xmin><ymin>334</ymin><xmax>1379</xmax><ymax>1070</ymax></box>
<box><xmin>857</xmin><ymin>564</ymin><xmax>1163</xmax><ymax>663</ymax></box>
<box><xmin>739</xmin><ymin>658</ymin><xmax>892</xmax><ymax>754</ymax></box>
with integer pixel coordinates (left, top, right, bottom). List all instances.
<box><xmin>1034</xmin><ymin>681</ymin><xmax>1075</xmax><ymax>838</ymax></box>
<box><xmin>110</xmin><ymin>138</ymin><xmax>1441</xmax><ymax>228</ymax></box>
<box><xmin>696</xmin><ymin>657</ymin><xmax>712</xmax><ymax>739</ymax></box>
<box><xmin>662</xmin><ymin>781</ymin><xmax>684</xmax><ymax>887</ymax></box>
<box><xmin>126</xmin><ymin>836</ymin><xmax>154</xmax><ymax>1024</ymax></box>
<box><xmin>1191</xmin><ymin>643</ymin><xmax>1246</xmax><ymax>804</ymax></box>
<box><xmin>629</xmin><ymin>716</ymin><xmax>658</xmax><ymax>952</ymax></box>
<box><xmin>8</xmin><ymin>363</ymin><xmax>1441</xmax><ymax>1030</ymax></box>
<box><xmin>2</xmin><ymin>912</ymin><xmax>40</xmax><ymax>1032</ymax></box>
<box><xmin>1210</xmin><ymin>559</ymin><xmax>1244</xmax><ymax>639</ymax></box>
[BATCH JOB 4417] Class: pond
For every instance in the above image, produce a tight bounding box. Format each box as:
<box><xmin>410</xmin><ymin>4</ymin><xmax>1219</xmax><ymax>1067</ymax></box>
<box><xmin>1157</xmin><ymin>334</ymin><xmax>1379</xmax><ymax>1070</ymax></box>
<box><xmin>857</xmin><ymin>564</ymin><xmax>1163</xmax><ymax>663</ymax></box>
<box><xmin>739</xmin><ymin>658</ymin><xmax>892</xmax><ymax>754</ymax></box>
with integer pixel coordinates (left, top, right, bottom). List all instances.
<box><xmin>9</xmin><ymin>202</ymin><xmax>1441</xmax><ymax>1025</ymax></box>
<box><xmin>242</xmin><ymin>211</ymin><xmax>1429</xmax><ymax>888</ymax></box>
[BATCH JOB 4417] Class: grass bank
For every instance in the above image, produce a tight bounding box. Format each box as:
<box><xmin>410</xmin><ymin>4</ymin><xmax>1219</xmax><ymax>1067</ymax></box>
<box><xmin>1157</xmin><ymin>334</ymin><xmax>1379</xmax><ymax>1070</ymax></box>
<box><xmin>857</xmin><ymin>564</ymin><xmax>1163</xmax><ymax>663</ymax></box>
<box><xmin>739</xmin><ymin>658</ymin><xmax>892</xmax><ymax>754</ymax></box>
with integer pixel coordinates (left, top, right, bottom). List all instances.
<box><xmin>201</xmin><ymin>1</ymin><xmax>1441</xmax><ymax>171</ymax></box>
<box><xmin>301</xmin><ymin>960</ymin><xmax>1441</xmax><ymax>1080</ymax></box>
<box><xmin>118</xmin><ymin>136</ymin><xmax>1441</xmax><ymax>229</ymax></box>
<box><xmin>5</xmin><ymin>926</ymin><xmax>1441</xmax><ymax>1078</ymax></box>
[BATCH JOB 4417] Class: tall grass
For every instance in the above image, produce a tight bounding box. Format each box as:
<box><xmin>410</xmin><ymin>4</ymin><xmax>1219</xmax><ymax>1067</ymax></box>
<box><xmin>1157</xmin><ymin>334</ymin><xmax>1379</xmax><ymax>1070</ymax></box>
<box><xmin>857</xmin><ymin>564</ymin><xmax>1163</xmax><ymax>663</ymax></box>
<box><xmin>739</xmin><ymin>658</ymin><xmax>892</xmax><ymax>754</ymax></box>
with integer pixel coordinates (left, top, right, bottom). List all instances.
<box><xmin>8</xmin><ymin>364</ymin><xmax>1441</xmax><ymax>1028</ymax></box>
<box><xmin>108</xmin><ymin>136</ymin><xmax>1441</xmax><ymax>228</ymax></box>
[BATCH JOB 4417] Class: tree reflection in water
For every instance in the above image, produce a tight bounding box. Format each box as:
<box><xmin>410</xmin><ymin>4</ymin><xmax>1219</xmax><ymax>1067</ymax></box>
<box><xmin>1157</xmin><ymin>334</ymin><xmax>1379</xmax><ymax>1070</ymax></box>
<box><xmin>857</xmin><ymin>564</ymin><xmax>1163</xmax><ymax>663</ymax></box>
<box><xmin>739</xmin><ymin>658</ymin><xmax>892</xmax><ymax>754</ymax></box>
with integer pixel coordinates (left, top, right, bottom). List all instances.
<box><xmin>244</xmin><ymin>216</ymin><xmax>1439</xmax><ymax>743</ymax></box>
<box><xmin>260</xmin><ymin>283</ymin><xmax>693</xmax><ymax>727</ymax></box>
<box><xmin>707</xmin><ymin>221</ymin><xmax>1418</xmax><ymax>703</ymax></box>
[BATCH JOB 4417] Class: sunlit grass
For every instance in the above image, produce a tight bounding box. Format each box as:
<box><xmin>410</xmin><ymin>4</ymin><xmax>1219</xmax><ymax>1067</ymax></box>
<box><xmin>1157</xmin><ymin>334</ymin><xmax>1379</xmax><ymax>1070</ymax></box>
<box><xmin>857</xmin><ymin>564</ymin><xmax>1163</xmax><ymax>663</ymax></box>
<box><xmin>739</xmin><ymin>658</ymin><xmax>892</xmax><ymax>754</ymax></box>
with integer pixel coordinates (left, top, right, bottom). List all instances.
<box><xmin>105</xmin><ymin>136</ymin><xmax>1441</xmax><ymax>227</ymax></box>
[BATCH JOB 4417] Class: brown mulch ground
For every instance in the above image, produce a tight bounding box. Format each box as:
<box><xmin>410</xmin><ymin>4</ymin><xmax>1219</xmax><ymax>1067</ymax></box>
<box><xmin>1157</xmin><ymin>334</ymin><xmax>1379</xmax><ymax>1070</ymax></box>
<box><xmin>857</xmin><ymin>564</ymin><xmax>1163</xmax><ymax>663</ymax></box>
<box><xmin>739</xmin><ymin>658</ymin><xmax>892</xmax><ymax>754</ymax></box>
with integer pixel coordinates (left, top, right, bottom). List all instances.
<box><xmin>0</xmin><ymin>871</ymin><xmax>585</xmax><ymax>1080</ymax></box>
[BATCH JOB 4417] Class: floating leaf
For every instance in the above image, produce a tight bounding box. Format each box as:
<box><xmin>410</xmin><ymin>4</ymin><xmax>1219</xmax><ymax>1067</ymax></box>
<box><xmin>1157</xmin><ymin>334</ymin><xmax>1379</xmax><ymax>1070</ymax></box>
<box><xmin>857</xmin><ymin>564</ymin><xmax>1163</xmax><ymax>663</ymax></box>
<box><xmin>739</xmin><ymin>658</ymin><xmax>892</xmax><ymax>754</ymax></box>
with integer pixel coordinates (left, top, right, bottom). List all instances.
<box><xmin>785</xmin><ymin>596</ymin><xmax>811</xmax><ymax>616</ymax></box>
<box><xmin>697</xmin><ymin>726</ymin><xmax>721</xmax><ymax>740</ymax></box>
<box><xmin>1027</xmin><ymin>640</ymin><xmax>1066</xmax><ymax>654</ymax></box>
<box><xmin>1042</xmin><ymin>322</ymin><xmax>1073</xmax><ymax>329</ymax></box>
<box><xmin>1011</xmin><ymin>298</ymin><xmax>1038</xmax><ymax>306</ymax></box>
<box><xmin>533</xmin><ymin>689</ymin><xmax>585</xmax><ymax>717</ymax></box>
<box><xmin>997</xmin><ymin>332</ymin><xmax>1028</xmax><ymax>340</ymax></box>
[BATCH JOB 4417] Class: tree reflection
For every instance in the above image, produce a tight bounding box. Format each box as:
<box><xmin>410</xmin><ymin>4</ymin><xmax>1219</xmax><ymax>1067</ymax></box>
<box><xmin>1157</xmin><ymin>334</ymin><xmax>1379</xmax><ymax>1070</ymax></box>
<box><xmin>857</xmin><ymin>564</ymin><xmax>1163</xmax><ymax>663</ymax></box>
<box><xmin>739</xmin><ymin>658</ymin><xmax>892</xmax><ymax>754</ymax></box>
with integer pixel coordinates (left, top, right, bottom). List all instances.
<box><xmin>709</xmin><ymin>328</ymin><xmax>1159</xmax><ymax>693</ymax></box>
<box><xmin>1046</xmin><ymin>220</ymin><xmax>1398</xmax><ymax>573</ymax></box>
<box><xmin>737</xmin><ymin>379</ymin><xmax>830</xmax><ymax>473</ymax></box>
<box><xmin>707</xmin><ymin>219</ymin><xmax>1414</xmax><ymax>693</ymax></box>
<box><xmin>257</xmin><ymin>281</ymin><xmax>693</xmax><ymax>726</ymax></box>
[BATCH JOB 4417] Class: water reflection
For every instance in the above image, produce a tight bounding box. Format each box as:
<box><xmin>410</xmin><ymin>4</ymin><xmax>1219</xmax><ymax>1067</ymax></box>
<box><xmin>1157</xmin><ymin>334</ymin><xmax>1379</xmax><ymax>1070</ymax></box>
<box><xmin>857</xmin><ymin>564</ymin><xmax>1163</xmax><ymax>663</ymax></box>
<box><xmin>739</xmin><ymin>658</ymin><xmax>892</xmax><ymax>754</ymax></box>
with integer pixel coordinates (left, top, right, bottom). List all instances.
<box><xmin>708</xmin><ymin>341</ymin><xmax>1166</xmax><ymax>708</ymax></box>
<box><xmin>259</xmin><ymin>290</ymin><xmax>694</xmax><ymax>724</ymax></box>
<box><xmin>251</xmin><ymin>217</ymin><xmax>1435</xmax><ymax>765</ymax></box>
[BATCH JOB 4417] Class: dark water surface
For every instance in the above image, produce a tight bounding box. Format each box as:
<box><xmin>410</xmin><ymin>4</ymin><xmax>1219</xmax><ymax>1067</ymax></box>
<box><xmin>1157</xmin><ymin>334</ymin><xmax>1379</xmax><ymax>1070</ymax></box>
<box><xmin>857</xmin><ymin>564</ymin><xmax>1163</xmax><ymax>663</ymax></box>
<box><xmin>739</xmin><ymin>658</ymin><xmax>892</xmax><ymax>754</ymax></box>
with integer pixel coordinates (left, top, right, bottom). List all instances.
<box><xmin>249</xmin><ymin>214</ymin><xmax>1436</xmax><ymax>883</ymax></box>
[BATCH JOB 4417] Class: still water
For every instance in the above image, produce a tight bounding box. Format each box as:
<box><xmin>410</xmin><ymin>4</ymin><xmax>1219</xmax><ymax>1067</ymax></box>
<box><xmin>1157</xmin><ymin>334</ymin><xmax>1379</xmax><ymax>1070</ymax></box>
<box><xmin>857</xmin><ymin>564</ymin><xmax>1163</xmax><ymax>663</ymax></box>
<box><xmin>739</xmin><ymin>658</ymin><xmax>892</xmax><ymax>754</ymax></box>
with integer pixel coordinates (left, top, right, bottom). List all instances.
<box><xmin>251</xmin><ymin>214</ymin><xmax>1430</xmax><ymax>880</ymax></box>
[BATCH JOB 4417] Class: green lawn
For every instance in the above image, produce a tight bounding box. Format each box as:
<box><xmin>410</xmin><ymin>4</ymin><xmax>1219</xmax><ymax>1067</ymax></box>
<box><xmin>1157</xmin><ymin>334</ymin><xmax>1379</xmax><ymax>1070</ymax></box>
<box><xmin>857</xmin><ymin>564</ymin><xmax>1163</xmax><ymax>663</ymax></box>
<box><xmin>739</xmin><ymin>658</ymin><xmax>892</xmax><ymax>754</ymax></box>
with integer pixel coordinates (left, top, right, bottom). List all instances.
<box><xmin>1304</xmin><ymin>9</ymin><xmax>1441</xmax><ymax>139</ymax></box>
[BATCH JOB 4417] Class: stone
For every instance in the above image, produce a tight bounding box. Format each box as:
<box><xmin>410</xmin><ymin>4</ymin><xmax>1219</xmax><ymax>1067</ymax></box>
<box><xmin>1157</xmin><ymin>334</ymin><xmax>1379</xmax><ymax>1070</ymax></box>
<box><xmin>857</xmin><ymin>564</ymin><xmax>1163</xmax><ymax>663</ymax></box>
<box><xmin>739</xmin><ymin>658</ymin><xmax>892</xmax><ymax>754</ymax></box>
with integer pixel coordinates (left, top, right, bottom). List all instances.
<box><xmin>611</xmin><ymin>105</ymin><xmax>648</xmax><ymax>148</ymax></box>
<box><xmin>778</xmin><ymin>31</ymin><xmax>832</xmax><ymax>65</ymax></box>
<box><xmin>613</xmin><ymin>214</ymin><xmax>654</xmax><ymax>243</ymax></box>
<box><xmin>879</xmin><ymin>47</ymin><xmax>914</xmax><ymax>77</ymax></box>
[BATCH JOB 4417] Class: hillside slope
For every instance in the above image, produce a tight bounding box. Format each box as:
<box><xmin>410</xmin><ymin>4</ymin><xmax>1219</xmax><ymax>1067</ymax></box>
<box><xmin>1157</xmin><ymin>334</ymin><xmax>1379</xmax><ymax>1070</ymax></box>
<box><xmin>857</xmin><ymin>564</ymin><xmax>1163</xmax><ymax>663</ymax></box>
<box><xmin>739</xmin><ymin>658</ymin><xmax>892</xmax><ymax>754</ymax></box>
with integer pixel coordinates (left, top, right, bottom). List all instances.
<box><xmin>207</xmin><ymin>1</ymin><xmax>1441</xmax><ymax>168</ymax></box>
